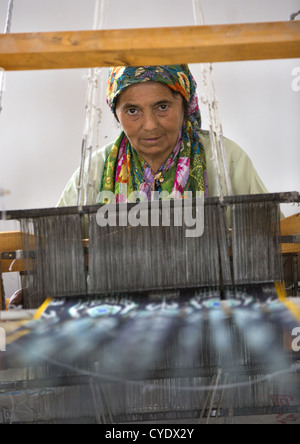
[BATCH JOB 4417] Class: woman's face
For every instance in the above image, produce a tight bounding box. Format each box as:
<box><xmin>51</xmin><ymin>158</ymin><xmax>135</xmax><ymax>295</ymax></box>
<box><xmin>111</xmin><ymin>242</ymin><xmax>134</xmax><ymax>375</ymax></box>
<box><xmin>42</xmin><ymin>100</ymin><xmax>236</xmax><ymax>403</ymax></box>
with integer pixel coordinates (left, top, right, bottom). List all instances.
<box><xmin>115</xmin><ymin>81</ymin><xmax>185</xmax><ymax>172</ymax></box>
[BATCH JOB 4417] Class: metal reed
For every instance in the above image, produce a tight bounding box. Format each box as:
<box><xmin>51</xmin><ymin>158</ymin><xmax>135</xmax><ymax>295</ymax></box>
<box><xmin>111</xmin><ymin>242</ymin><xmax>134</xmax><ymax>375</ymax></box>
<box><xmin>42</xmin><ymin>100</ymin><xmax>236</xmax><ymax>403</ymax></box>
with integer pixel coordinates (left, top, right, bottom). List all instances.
<box><xmin>88</xmin><ymin>202</ymin><xmax>221</xmax><ymax>294</ymax></box>
<box><xmin>231</xmin><ymin>201</ymin><xmax>283</xmax><ymax>286</ymax></box>
<box><xmin>20</xmin><ymin>214</ymin><xmax>87</xmax><ymax>309</ymax></box>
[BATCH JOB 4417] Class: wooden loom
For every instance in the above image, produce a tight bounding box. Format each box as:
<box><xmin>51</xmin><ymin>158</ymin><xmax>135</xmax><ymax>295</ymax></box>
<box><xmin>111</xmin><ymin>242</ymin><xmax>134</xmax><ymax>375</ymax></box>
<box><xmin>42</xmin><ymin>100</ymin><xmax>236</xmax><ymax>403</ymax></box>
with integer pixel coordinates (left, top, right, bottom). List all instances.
<box><xmin>0</xmin><ymin>21</ymin><xmax>300</xmax><ymax>424</ymax></box>
<box><xmin>0</xmin><ymin>19</ymin><xmax>300</xmax><ymax>304</ymax></box>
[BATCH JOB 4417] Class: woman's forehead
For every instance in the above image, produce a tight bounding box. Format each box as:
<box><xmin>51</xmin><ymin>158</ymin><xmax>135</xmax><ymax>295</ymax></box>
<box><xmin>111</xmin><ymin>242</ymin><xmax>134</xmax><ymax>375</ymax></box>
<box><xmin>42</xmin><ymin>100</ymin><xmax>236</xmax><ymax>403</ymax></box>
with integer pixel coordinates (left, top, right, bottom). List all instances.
<box><xmin>116</xmin><ymin>81</ymin><xmax>180</xmax><ymax>106</ymax></box>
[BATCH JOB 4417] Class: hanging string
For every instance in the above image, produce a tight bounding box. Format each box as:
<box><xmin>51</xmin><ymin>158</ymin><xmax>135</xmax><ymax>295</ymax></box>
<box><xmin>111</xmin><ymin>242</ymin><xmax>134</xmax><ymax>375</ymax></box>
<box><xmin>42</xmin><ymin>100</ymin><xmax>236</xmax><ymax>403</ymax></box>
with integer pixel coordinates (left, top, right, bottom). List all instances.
<box><xmin>0</xmin><ymin>0</ymin><xmax>14</xmax><ymax>116</ymax></box>
<box><xmin>4</xmin><ymin>0</ymin><xmax>14</xmax><ymax>33</ymax></box>
<box><xmin>89</xmin><ymin>0</ymin><xmax>108</xmax><ymax>204</ymax></box>
<box><xmin>0</xmin><ymin>188</ymin><xmax>10</xmax><ymax>221</ymax></box>
<box><xmin>77</xmin><ymin>67</ymin><xmax>101</xmax><ymax>208</ymax></box>
<box><xmin>77</xmin><ymin>0</ymin><xmax>107</xmax><ymax>208</ymax></box>
<box><xmin>191</xmin><ymin>0</ymin><xmax>232</xmax><ymax>199</ymax></box>
<box><xmin>0</xmin><ymin>1</ymin><xmax>14</xmax><ymax>218</ymax></box>
<box><xmin>290</xmin><ymin>10</ymin><xmax>300</xmax><ymax>20</ymax></box>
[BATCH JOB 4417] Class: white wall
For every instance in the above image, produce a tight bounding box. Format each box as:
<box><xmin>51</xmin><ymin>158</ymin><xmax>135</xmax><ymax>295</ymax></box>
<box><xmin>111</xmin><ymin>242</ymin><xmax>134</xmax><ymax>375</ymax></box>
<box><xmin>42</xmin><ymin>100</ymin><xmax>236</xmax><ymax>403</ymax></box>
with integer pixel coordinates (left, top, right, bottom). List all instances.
<box><xmin>0</xmin><ymin>0</ymin><xmax>300</xmax><ymax>295</ymax></box>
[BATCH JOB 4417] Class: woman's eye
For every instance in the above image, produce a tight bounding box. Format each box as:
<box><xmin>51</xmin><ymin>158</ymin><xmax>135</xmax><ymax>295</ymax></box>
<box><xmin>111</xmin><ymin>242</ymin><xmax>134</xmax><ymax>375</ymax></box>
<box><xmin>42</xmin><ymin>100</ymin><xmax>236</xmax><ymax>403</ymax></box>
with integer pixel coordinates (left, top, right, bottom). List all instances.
<box><xmin>127</xmin><ymin>108</ymin><xmax>138</xmax><ymax>116</ymax></box>
<box><xmin>158</xmin><ymin>104</ymin><xmax>168</xmax><ymax>111</ymax></box>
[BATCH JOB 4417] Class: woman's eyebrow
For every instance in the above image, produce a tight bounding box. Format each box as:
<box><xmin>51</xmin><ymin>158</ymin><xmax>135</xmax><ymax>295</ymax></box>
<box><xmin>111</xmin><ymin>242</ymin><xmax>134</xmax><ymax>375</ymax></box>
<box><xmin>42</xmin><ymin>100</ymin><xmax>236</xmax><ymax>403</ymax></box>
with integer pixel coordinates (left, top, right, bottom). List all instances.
<box><xmin>121</xmin><ymin>99</ymin><xmax>173</xmax><ymax>110</ymax></box>
<box><xmin>121</xmin><ymin>102</ymin><xmax>138</xmax><ymax>110</ymax></box>
<box><xmin>154</xmin><ymin>99</ymin><xmax>173</xmax><ymax>106</ymax></box>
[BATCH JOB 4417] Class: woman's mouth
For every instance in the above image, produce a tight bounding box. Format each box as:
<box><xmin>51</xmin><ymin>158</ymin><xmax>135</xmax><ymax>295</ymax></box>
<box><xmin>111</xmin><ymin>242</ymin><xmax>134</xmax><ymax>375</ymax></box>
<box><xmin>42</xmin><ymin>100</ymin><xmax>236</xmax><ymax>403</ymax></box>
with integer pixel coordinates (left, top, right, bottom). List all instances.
<box><xmin>141</xmin><ymin>136</ymin><xmax>162</xmax><ymax>145</ymax></box>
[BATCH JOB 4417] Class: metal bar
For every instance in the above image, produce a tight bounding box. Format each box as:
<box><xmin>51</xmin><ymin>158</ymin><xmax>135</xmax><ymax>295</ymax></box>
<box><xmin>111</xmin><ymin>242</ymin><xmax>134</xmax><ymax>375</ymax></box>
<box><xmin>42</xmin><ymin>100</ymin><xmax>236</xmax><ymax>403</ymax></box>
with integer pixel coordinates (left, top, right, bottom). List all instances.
<box><xmin>1</xmin><ymin>192</ymin><xmax>299</xmax><ymax>220</ymax></box>
<box><xmin>293</xmin><ymin>254</ymin><xmax>299</xmax><ymax>297</ymax></box>
<box><xmin>281</xmin><ymin>235</ymin><xmax>300</xmax><ymax>244</ymax></box>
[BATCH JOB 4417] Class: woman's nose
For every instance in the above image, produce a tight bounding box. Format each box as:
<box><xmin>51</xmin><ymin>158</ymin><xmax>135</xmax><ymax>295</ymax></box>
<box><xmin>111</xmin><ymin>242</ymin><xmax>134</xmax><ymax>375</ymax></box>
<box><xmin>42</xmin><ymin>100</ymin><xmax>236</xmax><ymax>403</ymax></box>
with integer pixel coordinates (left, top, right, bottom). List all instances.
<box><xmin>142</xmin><ymin>111</ymin><xmax>158</xmax><ymax>131</ymax></box>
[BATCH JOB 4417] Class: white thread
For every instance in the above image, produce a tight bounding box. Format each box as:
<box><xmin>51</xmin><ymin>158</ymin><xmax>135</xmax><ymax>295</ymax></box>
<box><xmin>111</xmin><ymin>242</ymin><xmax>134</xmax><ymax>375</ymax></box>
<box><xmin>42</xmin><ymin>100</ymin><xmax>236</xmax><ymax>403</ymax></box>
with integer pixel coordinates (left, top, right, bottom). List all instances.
<box><xmin>0</xmin><ymin>0</ymin><xmax>15</xmax><ymax>116</ymax></box>
<box><xmin>8</xmin><ymin>259</ymin><xmax>16</xmax><ymax>272</ymax></box>
<box><xmin>77</xmin><ymin>0</ymin><xmax>107</xmax><ymax>207</ymax></box>
<box><xmin>206</xmin><ymin>368</ymin><xmax>223</xmax><ymax>424</ymax></box>
<box><xmin>4</xmin><ymin>0</ymin><xmax>14</xmax><ymax>33</ymax></box>
<box><xmin>191</xmin><ymin>0</ymin><xmax>233</xmax><ymax>198</ymax></box>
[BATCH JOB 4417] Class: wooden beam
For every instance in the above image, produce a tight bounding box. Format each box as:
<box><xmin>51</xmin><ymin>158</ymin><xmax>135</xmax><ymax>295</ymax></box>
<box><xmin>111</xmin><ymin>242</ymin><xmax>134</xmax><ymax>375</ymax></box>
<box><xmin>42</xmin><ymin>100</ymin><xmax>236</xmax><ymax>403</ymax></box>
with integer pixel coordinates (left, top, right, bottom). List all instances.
<box><xmin>0</xmin><ymin>232</ymin><xmax>35</xmax><ymax>273</ymax></box>
<box><xmin>280</xmin><ymin>212</ymin><xmax>300</xmax><ymax>237</ymax></box>
<box><xmin>0</xmin><ymin>21</ymin><xmax>299</xmax><ymax>71</ymax></box>
<box><xmin>0</xmin><ymin>231</ymin><xmax>30</xmax><ymax>252</ymax></box>
<box><xmin>281</xmin><ymin>212</ymin><xmax>300</xmax><ymax>253</ymax></box>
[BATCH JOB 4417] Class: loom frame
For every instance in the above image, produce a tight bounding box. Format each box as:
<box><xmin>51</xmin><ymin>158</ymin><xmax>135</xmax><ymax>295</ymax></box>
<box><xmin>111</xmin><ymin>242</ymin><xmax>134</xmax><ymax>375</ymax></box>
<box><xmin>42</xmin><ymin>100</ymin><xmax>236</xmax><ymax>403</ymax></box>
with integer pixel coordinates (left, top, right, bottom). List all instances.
<box><xmin>0</xmin><ymin>17</ymin><xmax>300</xmax><ymax>424</ymax></box>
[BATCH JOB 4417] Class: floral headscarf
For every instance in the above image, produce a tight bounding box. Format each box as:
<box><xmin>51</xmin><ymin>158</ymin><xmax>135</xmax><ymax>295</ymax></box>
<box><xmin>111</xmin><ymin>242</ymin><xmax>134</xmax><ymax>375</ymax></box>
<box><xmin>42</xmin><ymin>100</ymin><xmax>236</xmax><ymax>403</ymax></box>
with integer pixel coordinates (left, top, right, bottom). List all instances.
<box><xmin>101</xmin><ymin>64</ymin><xmax>207</xmax><ymax>201</ymax></box>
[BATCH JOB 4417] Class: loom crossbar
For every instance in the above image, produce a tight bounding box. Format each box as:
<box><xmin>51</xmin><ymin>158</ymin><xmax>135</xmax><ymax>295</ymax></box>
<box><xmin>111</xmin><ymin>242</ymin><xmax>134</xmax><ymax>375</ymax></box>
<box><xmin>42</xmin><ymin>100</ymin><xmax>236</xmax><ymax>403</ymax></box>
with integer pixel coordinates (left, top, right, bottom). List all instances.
<box><xmin>0</xmin><ymin>21</ymin><xmax>299</xmax><ymax>71</ymax></box>
<box><xmin>1</xmin><ymin>192</ymin><xmax>299</xmax><ymax>220</ymax></box>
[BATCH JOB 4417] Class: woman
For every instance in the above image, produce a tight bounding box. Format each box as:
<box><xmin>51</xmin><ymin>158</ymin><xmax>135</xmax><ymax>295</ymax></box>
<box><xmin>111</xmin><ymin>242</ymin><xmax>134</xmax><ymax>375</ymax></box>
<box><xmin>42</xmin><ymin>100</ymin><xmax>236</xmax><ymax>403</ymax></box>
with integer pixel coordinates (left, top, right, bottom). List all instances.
<box><xmin>57</xmin><ymin>64</ymin><xmax>268</xmax><ymax>207</ymax></box>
